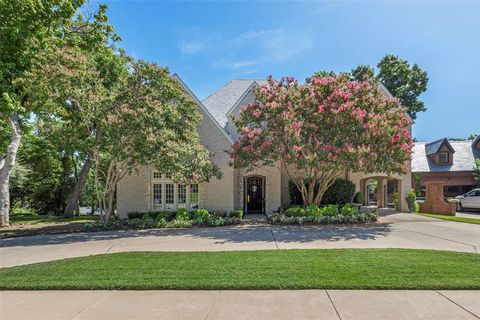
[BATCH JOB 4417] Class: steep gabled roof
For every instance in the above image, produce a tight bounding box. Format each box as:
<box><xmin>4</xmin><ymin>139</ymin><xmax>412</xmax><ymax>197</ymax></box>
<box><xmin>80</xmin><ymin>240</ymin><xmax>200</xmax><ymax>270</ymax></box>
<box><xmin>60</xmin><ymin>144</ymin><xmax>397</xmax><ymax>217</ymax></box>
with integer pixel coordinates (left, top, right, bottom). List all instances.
<box><xmin>202</xmin><ymin>79</ymin><xmax>267</xmax><ymax>127</ymax></box>
<box><xmin>425</xmin><ymin>138</ymin><xmax>455</xmax><ymax>156</ymax></box>
<box><xmin>412</xmin><ymin>140</ymin><xmax>479</xmax><ymax>173</ymax></box>
<box><xmin>172</xmin><ymin>74</ymin><xmax>233</xmax><ymax>144</ymax></box>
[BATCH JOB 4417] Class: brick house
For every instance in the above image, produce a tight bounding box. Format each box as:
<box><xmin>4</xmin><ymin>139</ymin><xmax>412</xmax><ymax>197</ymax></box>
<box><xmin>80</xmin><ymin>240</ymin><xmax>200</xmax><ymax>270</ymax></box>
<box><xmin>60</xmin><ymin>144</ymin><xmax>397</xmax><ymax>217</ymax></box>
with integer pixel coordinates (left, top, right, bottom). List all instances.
<box><xmin>412</xmin><ymin>136</ymin><xmax>480</xmax><ymax>197</ymax></box>
<box><xmin>117</xmin><ymin>76</ymin><xmax>412</xmax><ymax>217</ymax></box>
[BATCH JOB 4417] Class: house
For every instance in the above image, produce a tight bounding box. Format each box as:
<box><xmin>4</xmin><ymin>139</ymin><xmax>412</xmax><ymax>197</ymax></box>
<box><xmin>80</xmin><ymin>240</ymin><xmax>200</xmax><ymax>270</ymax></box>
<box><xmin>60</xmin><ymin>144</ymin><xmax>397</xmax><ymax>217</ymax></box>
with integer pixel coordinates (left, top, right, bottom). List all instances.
<box><xmin>412</xmin><ymin>137</ymin><xmax>480</xmax><ymax>197</ymax></box>
<box><xmin>117</xmin><ymin>76</ymin><xmax>412</xmax><ymax>218</ymax></box>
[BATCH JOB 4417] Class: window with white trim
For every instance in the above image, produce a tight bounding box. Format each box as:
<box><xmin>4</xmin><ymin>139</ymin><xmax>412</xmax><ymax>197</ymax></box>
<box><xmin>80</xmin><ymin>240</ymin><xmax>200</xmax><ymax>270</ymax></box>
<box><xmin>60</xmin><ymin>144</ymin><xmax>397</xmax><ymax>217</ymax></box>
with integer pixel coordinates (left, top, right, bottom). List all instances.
<box><xmin>165</xmin><ymin>183</ymin><xmax>175</xmax><ymax>211</ymax></box>
<box><xmin>190</xmin><ymin>184</ymin><xmax>199</xmax><ymax>210</ymax></box>
<box><xmin>178</xmin><ymin>184</ymin><xmax>187</xmax><ymax>209</ymax></box>
<box><xmin>151</xmin><ymin>171</ymin><xmax>199</xmax><ymax>211</ymax></box>
<box><xmin>153</xmin><ymin>183</ymin><xmax>162</xmax><ymax>210</ymax></box>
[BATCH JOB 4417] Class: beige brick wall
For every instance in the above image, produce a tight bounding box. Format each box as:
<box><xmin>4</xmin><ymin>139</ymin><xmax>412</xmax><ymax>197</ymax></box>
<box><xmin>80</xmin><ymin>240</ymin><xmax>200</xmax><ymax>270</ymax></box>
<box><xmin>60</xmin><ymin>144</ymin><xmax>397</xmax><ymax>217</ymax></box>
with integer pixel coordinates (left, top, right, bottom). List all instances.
<box><xmin>117</xmin><ymin>83</ymin><xmax>235</xmax><ymax>218</ymax></box>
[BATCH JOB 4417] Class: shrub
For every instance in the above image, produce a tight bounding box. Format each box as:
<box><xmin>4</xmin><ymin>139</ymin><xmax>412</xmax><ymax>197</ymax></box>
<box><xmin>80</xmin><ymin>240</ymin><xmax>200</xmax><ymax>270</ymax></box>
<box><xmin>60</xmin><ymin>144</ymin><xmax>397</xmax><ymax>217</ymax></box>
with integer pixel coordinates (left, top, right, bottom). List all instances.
<box><xmin>229</xmin><ymin>209</ymin><xmax>244</xmax><ymax>218</ymax></box>
<box><xmin>413</xmin><ymin>202</ymin><xmax>420</xmax><ymax>213</ymax></box>
<box><xmin>175</xmin><ymin>208</ymin><xmax>190</xmax><ymax>220</ymax></box>
<box><xmin>211</xmin><ymin>211</ymin><xmax>227</xmax><ymax>218</ymax></box>
<box><xmin>306</xmin><ymin>204</ymin><xmax>322</xmax><ymax>217</ymax></box>
<box><xmin>142</xmin><ymin>213</ymin><xmax>153</xmax><ymax>221</ymax></box>
<box><xmin>193</xmin><ymin>209</ymin><xmax>210</xmax><ymax>221</ymax></box>
<box><xmin>391</xmin><ymin>192</ymin><xmax>399</xmax><ymax>210</ymax></box>
<box><xmin>406</xmin><ymin>189</ymin><xmax>417</xmax><ymax>212</ymax></box>
<box><xmin>353</xmin><ymin>191</ymin><xmax>364</xmax><ymax>204</ymax></box>
<box><xmin>321</xmin><ymin>178</ymin><xmax>356</xmax><ymax>205</ymax></box>
<box><xmin>284</xmin><ymin>207</ymin><xmax>306</xmax><ymax>217</ymax></box>
<box><xmin>172</xmin><ymin>219</ymin><xmax>192</xmax><ymax>228</ymax></box>
<box><xmin>321</xmin><ymin>204</ymin><xmax>339</xmax><ymax>217</ymax></box>
<box><xmin>155</xmin><ymin>218</ymin><xmax>167</xmax><ymax>228</ymax></box>
<box><xmin>127</xmin><ymin>211</ymin><xmax>145</xmax><ymax>219</ymax></box>
<box><xmin>340</xmin><ymin>204</ymin><xmax>358</xmax><ymax>216</ymax></box>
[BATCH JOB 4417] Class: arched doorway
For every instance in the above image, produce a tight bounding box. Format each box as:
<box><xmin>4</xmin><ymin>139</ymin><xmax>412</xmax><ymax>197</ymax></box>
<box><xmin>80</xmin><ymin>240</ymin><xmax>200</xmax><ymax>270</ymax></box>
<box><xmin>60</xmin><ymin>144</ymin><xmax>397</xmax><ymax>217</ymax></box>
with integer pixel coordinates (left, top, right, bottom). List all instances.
<box><xmin>244</xmin><ymin>176</ymin><xmax>265</xmax><ymax>214</ymax></box>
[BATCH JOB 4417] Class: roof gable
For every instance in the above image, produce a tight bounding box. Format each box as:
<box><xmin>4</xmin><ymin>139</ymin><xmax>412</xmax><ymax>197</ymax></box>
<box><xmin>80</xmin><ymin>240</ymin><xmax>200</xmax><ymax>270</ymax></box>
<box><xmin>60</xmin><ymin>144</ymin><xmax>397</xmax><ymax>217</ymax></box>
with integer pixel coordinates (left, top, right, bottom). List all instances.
<box><xmin>202</xmin><ymin>79</ymin><xmax>267</xmax><ymax>127</ymax></box>
<box><xmin>412</xmin><ymin>140</ymin><xmax>479</xmax><ymax>173</ymax></box>
<box><xmin>172</xmin><ymin>74</ymin><xmax>233</xmax><ymax>144</ymax></box>
<box><xmin>425</xmin><ymin>138</ymin><xmax>455</xmax><ymax>156</ymax></box>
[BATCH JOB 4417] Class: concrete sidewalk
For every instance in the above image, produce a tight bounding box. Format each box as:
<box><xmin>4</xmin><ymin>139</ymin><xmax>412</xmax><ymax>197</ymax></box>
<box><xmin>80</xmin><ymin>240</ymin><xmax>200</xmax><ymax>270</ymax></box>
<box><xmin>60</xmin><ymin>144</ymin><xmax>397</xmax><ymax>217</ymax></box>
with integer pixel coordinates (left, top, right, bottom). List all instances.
<box><xmin>0</xmin><ymin>290</ymin><xmax>478</xmax><ymax>319</ymax></box>
<box><xmin>1</xmin><ymin>213</ymin><xmax>479</xmax><ymax>267</ymax></box>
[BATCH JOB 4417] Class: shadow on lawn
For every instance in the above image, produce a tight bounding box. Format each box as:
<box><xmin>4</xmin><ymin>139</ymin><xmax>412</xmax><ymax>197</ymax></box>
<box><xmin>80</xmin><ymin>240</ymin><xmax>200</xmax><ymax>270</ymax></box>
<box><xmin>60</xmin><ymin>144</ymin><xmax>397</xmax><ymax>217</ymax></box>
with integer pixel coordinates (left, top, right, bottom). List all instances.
<box><xmin>0</xmin><ymin>222</ymin><xmax>393</xmax><ymax>248</ymax></box>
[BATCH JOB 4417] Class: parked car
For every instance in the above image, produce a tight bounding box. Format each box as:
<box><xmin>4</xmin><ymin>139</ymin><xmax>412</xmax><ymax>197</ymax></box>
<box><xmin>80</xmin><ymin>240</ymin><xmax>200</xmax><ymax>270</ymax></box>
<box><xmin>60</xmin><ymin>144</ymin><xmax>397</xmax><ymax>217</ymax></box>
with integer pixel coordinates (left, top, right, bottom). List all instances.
<box><xmin>455</xmin><ymin>188</ymin><xmax>480</xmax><ymax>211</ymax></box>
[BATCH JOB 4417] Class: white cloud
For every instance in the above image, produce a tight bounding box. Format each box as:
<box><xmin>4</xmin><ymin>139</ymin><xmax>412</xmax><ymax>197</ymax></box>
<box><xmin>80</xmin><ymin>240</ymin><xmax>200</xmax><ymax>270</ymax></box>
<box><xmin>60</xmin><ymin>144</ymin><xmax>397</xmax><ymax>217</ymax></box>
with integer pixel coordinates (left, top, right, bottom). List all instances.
<box><xmin>179</xmin><ymin>28</ymin><xmax>313</xmax><ymax>69</ymax></box>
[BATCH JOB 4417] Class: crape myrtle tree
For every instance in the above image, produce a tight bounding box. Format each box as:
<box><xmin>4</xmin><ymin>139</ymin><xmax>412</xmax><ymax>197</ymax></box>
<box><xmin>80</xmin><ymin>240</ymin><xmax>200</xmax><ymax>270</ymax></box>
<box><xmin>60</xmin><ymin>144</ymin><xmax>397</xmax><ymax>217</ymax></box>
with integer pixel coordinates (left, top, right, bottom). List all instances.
<box><xmin>20</xmin><ymin>44</ymin><xmax>220</xmax><ymax>221</ymax></box>
<box><xmin>230</xmin><ymin>75</ymin><xmax>413</xmax><ymax>206</ymax></box>
<box><xmin>0</xmin><ymin>0</ymin><xmax>86</xmax><ymax>226</ymax></box>
<box><xmin>91</xmin><ymin>60</ymin><xmax>221</xmax><ymax>221</ymax></box>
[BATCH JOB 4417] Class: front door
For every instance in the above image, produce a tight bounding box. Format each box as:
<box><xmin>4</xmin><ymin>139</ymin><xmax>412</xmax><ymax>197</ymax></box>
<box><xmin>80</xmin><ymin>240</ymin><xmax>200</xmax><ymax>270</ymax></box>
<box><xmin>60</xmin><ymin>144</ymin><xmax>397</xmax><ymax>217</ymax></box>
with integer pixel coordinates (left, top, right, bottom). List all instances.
<box><xmin>246</xmin><ymin>177</ymin><xmax>264</xmax><ymax>214</ymax></box>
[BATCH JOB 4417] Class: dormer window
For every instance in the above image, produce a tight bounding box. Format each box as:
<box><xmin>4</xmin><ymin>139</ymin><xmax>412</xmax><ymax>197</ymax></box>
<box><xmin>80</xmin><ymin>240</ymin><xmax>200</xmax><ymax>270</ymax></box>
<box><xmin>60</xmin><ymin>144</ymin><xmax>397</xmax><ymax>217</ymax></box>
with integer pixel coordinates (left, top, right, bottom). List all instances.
<box><xmin>438</xmin><ymin>152</ymin><xmax>449</xmax><ymax>164</ymax></box>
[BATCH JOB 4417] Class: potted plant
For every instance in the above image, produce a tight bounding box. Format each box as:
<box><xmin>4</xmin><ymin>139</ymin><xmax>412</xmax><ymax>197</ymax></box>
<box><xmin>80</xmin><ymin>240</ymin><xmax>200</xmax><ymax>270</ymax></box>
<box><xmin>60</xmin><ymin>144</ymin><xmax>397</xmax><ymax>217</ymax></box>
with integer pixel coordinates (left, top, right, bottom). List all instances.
<box><xmin>405</xmin><ymin>189</ymin><xmax>416</xmax><ymax>213</ymax></box>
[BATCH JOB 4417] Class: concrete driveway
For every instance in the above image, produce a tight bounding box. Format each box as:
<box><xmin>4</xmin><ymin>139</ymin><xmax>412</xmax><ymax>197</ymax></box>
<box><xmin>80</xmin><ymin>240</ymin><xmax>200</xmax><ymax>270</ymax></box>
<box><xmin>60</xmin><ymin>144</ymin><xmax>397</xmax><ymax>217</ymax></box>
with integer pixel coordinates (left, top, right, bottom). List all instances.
<box><xmin>1</xmin><ymin>213</ymin><xmax>479</xmax><ymax>268</ymax></box>
<box><xmin>1</xmin><ymin>290</ymin><xmax>479</xmax><ymax>320</ymax></box>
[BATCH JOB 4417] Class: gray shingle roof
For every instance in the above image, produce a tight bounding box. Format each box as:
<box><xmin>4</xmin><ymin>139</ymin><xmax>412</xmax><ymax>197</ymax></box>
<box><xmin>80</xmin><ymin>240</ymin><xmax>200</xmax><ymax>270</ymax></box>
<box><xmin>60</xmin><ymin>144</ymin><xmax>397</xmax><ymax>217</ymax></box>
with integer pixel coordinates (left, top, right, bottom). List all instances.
<box><xmin>202</xmin><ymin>79</ymin><xmax>267</xmax><ymax>127</ymax></box>
<box><xmin>412</xmin><ymin>140</ymin><xmax>480</xmax><ymax>173</ymax></box>
<box><xmin>425</xmin><ymin>138</ymin><xmax>454</xmax><ymax>156</ymax></box>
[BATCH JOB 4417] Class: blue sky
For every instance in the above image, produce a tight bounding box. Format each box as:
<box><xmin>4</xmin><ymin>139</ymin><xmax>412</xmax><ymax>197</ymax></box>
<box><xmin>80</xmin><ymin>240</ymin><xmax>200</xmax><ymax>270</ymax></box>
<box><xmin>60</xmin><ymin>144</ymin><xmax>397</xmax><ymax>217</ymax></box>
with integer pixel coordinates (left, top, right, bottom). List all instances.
<box><xmin>96</xmin><ymin>0</ymin><xmax>479</xmax><ymax>141</ymax></box>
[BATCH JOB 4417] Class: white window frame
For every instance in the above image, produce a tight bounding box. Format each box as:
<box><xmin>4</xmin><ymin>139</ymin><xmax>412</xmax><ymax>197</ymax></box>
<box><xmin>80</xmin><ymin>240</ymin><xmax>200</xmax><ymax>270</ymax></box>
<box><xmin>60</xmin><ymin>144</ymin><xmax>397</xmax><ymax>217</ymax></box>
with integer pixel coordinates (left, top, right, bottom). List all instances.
<box><xmin>151</xmin><ymin>171</ymin><xmax>199</xmax><ymax>211</ymax></box>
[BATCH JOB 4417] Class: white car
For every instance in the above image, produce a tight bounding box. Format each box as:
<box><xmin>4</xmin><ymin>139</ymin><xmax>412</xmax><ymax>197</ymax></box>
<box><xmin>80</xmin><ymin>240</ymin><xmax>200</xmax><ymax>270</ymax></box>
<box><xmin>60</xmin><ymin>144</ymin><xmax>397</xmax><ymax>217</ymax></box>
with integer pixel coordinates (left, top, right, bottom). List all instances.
<box><xmin>455</xmin><ymin>188</ymin><xmax>480</xmax><ymax>211</ymax></box>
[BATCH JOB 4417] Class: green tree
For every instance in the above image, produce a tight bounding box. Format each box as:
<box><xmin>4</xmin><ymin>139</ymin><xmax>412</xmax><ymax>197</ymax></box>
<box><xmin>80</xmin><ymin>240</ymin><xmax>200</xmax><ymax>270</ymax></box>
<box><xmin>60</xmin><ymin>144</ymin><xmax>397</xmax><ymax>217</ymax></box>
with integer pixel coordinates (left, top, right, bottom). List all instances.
<box><xmin>0</xmin><ymin>0</ymin><xmax>86</xmax><ymax>226</ymax></box>
<box><xmin>15</xmin><ymin>4</ymin><xmax>123</xmax><ymax>217</ymax></box>
<box><xmin>351</xmin><ymin>54</ymin><xmax>428</xmax><ymax>120</ymax></box>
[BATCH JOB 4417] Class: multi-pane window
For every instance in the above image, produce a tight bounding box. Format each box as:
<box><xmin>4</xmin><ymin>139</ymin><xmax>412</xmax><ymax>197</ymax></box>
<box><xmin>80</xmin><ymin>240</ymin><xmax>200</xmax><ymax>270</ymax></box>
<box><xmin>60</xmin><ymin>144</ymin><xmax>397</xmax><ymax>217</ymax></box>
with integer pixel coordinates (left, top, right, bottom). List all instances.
<box><xmin>153</xmin><ymin>184</ymin><xmax>162</xmax><ymax>210</ymax></box>
<box><xmin>190</xmin><ymin>184</ymin><xmax>199</xmax><ymax>210</ymax></box>
<box><xmin>438</xmin><ymin>152</ymin><xmax>449</xmax><ymax>164</ymax></box>
<box><xmin>165</xmin><ymin>173</ymin><xmax>173</xmax><ymax>180</ymax></box>
<box><xmin>151</xmin><ymin>171</ymin><xmax>199</xmax><ymax>211</ymax></box>
<box><xmin>165</xmin><ymin>183</ymin><xmax>175</xmax><ymax>211</ymax></box>
<box><xmin>178</xmin><ymin>184</ymin><xmax>187</xmax><ymax>208</ymax></box>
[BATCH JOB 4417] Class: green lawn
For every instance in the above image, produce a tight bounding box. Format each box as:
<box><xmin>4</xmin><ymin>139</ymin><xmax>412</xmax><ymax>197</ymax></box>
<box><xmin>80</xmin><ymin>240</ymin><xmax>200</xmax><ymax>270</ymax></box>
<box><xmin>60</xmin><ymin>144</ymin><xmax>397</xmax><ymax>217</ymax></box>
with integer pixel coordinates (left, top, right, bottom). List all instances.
<box><xmin>10</xmin><ymin>213</ymin><xmax>97</xmax><ymax>225</ymax></box>
<box><xmin>418</xmin><ymin>213</ymin><xmax>480</xmax><ymax>225</ymax></box>
<box><xmin>1</xmin><ymin>249</ymin><xmax>479</xmax><ymax>290</ymax></box>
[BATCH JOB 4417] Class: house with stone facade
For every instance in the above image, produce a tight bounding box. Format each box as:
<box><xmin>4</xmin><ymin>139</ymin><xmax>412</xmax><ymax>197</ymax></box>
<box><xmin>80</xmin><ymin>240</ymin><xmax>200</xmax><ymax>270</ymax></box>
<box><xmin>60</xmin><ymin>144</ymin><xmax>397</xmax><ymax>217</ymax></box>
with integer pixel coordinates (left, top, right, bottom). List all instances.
<box><xmin>117</xmin><ymin>76</ymin><xmax>412</xmax><ymax>218</ymax></box>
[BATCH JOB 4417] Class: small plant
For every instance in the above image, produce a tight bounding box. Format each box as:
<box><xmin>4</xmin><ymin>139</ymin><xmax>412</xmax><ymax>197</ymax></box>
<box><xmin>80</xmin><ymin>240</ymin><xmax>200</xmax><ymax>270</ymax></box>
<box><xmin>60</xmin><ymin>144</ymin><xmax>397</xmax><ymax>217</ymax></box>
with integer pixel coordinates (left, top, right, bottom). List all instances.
<box><xmin>284</xmin><ymin>207</ymin><xmax>306</xmax><ymax>217</ymax></box>
<box><xmin>391</xmin><ymin>192</ymin><xmax>399</xmax><ymax>210</ymax></box>
<box><xmin>306</xmin><ymin>205</ymin><xmax>322</xmax><ymax>217</ymax></box>
<box><xmin>322</xmin><ymin>205</ymin><xmax>339</xmax><ymax>217</ymax></box>
<box><xmin>175</xmin><ymin>208</ymin><xmax>190</xmax><ymax>220</ymax></box>
<box><xmin>413</xmin><ymin>202</ymin><xmax>420</xmax><ymax>213</ymax></box>
<box><xmin>406</xmin><ymin>189</ymin><xmax>416</xmax><ymax>213</ymax></box>
<box><xmin>229</xmin><ymin>209</ymin><xmax>244</xmax><ymax>219</ymax></box>
<box><xmin>212</xmin><ymin>211</ymin><xmax>227</xmax><ymax>218</ymax></box>
<box><xmin>340</xmin><ymin>204</ymin><xmax>358</xmax><ymax>216</ymax></box>
<box><xmin>193</xmin><ymin>209</ymin><xmax>210</xmax><ymax>222</ymax></box>
<box><xmin>155</xmin><ymin>218</ymin><xmax>167</xmax><ymax>228</ymax></box>
<box><xmin>172</xmin><ymin>219</ymin><xmax>192</xmax><ymax>228</ymax></box>
<box><xmin>142</xmin><ymin>213</ymin><xmax>153</xmax><ymax>221</ymax></box>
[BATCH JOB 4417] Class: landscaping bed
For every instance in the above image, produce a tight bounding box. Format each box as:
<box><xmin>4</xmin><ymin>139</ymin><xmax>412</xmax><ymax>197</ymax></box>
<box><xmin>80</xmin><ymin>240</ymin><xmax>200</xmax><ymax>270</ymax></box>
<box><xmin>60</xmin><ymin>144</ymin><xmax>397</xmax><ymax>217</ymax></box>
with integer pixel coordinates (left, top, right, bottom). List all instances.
<box><xmin>84</xmin><ymin>208</ymin><xmax>243</xmax><ymax>232</ymax></box>
<box><xmin>1</xmin><ymin>249</ymin><xmax>478</xmax><ymax>290</ymax></box>
<box><xmin>268</xmin><ymin>204</ymin><xmax>378</xmax><ymax>225</ymax></box>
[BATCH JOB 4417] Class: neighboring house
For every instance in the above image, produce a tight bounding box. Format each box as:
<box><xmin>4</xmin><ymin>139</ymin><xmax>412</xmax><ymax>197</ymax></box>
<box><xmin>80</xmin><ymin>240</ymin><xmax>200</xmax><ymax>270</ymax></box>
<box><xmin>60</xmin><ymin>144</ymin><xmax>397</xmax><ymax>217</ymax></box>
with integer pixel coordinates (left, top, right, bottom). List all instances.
<box><xmin>412</xmin><ymin>136</ymin><xmax>480</xmax><ymax>197</ymax></box>
<box><xmin>117</xmin><ymin>76</ymin><xmax>412</xmax><ymax>217</ymax></box>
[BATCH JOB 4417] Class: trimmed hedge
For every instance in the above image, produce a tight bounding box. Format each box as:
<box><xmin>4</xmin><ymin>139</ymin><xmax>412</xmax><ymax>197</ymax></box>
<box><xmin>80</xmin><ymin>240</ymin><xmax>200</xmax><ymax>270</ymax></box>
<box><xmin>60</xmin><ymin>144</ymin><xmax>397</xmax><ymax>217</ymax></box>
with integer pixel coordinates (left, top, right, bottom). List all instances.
<box><xmin>321</xmin><ymin>179</ymin><xmax>356</xmax><ymax>206</ymax></box>
<box><xmin>229</xmin><ymin>209</ymin><xmax>244</xmax><ymax>219</ymax></box>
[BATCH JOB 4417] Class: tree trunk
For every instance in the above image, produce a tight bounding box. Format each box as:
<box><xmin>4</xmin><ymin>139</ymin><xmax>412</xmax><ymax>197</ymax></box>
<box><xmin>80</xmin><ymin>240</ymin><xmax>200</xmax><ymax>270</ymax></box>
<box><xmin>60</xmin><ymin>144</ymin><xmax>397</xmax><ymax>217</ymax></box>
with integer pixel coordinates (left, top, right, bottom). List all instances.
<box><xmin>0</xmin><ymin>114</ymin><xmax>22</xmax><ymax>227</ymax></box>
<box><xmin>64</xmin><ymin>158</ymin><xmax>92</xmax><ymax>217</ymax></box>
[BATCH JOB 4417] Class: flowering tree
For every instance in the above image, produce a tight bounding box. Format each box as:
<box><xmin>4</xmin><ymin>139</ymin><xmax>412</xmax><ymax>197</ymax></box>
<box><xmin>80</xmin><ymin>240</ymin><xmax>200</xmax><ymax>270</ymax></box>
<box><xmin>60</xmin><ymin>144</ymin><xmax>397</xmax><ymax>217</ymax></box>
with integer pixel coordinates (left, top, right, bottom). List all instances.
<box><xmin>230</xmin><ymin>75</ymin><xmax>413</xmax><ymax>205</ymax></box>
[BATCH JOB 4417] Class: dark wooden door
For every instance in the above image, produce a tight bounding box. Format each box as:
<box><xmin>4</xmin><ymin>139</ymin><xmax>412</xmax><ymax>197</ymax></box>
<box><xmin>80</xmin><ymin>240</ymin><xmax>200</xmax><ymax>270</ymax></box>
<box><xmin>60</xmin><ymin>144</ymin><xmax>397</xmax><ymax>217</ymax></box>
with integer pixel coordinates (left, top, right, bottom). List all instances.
<box><xmin>246</xmin><ymin>177</ymin><xmax>263</xmax><ymax>213</ymax></box>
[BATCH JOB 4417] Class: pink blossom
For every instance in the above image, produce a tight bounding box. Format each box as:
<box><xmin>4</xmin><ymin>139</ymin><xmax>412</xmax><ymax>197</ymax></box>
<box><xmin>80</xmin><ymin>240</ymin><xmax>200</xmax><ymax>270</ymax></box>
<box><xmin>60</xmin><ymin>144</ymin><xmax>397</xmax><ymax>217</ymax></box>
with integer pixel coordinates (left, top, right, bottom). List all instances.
<box><xmin>317</xmin><ymin>105</ymin><xmax>325</xmax><ymax>113</ymax></box>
